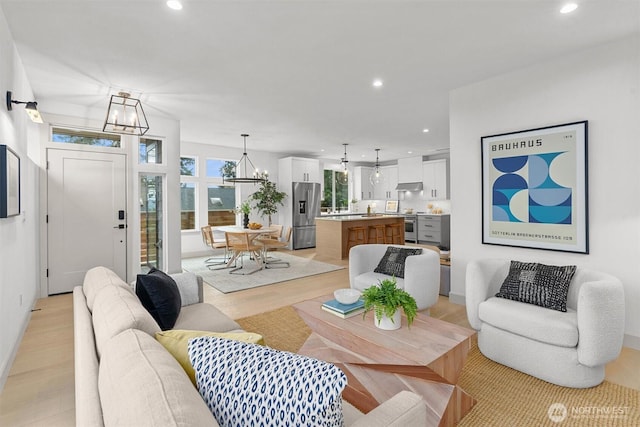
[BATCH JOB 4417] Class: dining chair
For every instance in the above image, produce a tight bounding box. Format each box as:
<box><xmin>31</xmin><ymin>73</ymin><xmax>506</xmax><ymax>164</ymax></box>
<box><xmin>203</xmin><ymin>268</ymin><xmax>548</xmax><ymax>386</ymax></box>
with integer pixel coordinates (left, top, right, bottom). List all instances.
<box><xmin>224</xmin><ymin>232</ymin><xmax>264</xmax><ymax>275</ymax></box>
<box><xmin>200</xmin><ymin>226</ymin><xmax>229</xmax><ymax>269</ymax></box>
<box><xmin>257</xmin><ymin>226</ymin><xmax>292</xmax><ymax>268</ymax></box>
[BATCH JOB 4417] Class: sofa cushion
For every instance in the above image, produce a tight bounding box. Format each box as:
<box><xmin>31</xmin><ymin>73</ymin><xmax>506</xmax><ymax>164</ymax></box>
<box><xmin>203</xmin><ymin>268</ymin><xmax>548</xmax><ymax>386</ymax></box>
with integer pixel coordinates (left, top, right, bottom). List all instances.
<box><xmin>170</xmin><ymin>271</ymin><xmax>201</xmax><ymax>306</ymax></box>
<box><xmin>175</xmin><ymin>303</ymin><xmax>243</xmax><ymax>332</ymax></box>
<box><xmin>83</xmin><ymin>266</ymin><xmax>132</xmax><ymax>312</ymax></box>
<box><xmin>92</xmin><ymin>285</ymin><xmax>160</xmax><ymax>358</ymax></box>
<box><xmin>155</xmin><ymin>329</ymin><xmax>264</xmax><ymax>386</ymax></box>
<box><xmin>188</xmin><ymin>337</ymin><xmax>347</xmax><ymax>427</ymax></box>
<box><xmin>479</xmin><ymin>297</ymin><xmax>578</xmax><ymax>347</ymax></box>
<box><xmin>374</xmin><ymin>247</ymin><xmax>422</xmax><ymax>279</ymax></box>
<box><xmin>496</xmin><ymin>261</ymin><xmax>576</xmax><ymax>312</ymax></box>
<box><xmin>352</xmin><ymin>271</ymin><xmax>405</xmax><ymax>293</ymax></box>
<box><xmin>136</xmin><ymin>268</ymin><xmax>182</xmax><ymax>330</ymax></box>
<box><xmin>99</xmin><ymin>329</ymin><xmax>216</xmax><ymax>427</ymax></box>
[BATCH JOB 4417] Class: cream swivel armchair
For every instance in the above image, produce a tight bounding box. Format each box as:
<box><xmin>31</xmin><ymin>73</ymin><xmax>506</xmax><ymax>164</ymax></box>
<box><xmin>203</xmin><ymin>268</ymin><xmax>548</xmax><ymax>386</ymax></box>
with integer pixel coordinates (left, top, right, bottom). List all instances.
<box><xmin>349</xmin><ymin>244</ymin><xmax>440</xmax><ymax>312</ymax></box>
<box><xmin>465</xmin><ymin>259</ymin><xmax>625</xmax><ymax>388</ymax></box>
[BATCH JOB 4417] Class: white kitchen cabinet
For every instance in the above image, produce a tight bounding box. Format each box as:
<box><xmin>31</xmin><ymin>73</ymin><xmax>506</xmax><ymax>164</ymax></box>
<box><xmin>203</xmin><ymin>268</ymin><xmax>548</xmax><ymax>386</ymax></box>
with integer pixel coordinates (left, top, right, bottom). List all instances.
<box><xmin>373</xmin><ymin>165</ymin><xmax>398</xmax><ymax>200</ymax></box>
<box><xmin>278</xmin><ymin>157</ymin><xmax>320</xmax><ymax>183</ymax></box>
<box><xmin>354</xmin><ymin>166</ymin><xmax>374</xmax><ymax>200</ymax></box>
<box><xmin>397</xmin><ymin>156</ymin><xmax>423</xmax><ymax>183</ymax></box>
<box><xmin>422</xmin><ymin>159</ymin><xmax>448</xmax><ymax>200</ymax></box>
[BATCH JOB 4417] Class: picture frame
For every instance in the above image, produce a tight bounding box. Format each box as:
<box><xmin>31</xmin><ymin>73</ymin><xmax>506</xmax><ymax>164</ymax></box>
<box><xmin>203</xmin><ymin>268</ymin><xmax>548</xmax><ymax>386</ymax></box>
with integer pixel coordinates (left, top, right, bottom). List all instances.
<box><xmin>0</xmin><ymin>145</ymin><xmax>21</xmax><ymax>218</ymax></box>
<box><xmin>481</xmin><ymin>121</ymin><xmax>588</xmax><ymax>253</ymax></box>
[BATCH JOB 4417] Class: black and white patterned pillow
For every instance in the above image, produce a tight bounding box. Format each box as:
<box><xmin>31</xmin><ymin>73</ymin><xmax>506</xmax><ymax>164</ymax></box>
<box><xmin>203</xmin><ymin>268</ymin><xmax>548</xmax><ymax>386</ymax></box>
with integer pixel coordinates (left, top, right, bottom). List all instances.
<box><xmin>496</xmin><ymin>261</ymin><xmax>577</xmax><ymax>312</ymax></box>
<box><xmin>188</xmin><ymin>337</ymin><xmax>347</xmax><ymax>427</ymax></box>
<box><xmin>373</xmin><ymin>247</ymin><xmax>422</xmax><ymax>278</ymax></box>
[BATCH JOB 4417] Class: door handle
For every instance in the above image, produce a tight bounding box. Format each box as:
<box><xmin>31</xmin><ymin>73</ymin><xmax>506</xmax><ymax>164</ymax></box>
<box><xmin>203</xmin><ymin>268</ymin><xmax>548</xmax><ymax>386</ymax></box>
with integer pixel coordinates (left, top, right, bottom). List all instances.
<box><xmin>113</xmin><ymin>224</ymin><xmax>127</xmax><ymax>229</ymax></box>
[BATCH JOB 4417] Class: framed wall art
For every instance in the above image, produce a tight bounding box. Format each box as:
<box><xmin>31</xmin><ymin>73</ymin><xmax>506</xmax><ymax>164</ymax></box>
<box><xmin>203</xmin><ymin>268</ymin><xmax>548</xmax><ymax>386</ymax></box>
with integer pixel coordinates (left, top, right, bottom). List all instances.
<box><xmin>0</xmin><ymin>145</ymin><xmax>21</xmax><ymax>218</ymax></box>
<box><xmin>481</xmin><ymin>121</ymin><xmax>588</xmax><ymax>253</ymax></box>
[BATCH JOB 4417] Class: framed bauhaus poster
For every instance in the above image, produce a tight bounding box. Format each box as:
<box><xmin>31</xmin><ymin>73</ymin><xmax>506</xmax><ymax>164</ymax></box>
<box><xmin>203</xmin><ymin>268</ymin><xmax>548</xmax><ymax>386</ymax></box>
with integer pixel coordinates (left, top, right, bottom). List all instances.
<box><xmin>481</xmin><ymin>121</ymin><xmax>588</xmax><ymax>253</ymax></box>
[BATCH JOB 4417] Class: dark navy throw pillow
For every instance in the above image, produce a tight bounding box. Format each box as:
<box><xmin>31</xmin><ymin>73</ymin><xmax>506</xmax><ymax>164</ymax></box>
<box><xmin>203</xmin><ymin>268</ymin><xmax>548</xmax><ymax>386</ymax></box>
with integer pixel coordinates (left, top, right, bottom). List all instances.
<box><xmin>136</xmin><ymin>268</ymin><xmax>182</xmax><ymax>330</ymax></box>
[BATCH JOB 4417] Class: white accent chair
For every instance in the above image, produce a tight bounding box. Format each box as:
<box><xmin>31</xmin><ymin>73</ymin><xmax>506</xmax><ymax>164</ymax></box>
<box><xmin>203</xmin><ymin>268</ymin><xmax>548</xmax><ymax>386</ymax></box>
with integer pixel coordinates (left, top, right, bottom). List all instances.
<box><xmin>465</xmin><ymin>259</ymin><xmax>625</xmax><ymax>388</ymax></box>
<box><xmin>349</xmin><ymin>244</ymin><xmax>440</xmax><ymax>312</ymax></box>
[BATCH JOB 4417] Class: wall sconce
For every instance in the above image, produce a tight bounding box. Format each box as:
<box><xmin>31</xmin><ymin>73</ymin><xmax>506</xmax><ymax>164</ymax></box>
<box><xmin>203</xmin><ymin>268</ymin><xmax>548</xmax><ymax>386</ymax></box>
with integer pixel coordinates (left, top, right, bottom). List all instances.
<box><xmin>6</xmin><ymin>91</ymin><xmax>43</xmax><ymax>123</ymax></box>
<box><xmin>103</xmin><ymin>91</ymin><xmax>149</xmax><ymax>136</ymax></box>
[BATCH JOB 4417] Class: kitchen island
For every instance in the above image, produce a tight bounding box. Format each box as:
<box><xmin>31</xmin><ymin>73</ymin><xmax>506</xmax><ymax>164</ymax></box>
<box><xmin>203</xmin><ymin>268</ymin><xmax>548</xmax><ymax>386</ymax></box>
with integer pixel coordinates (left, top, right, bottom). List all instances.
<box><xmin>316</xmin><ymin>215</ymin><xmax>404</xmax><ymax>260</ymax></box>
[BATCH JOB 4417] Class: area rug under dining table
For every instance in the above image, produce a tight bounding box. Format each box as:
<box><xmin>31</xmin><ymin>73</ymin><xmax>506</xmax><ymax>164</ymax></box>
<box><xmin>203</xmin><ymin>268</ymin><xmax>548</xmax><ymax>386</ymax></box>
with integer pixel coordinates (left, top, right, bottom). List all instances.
<box><xmin>182</xmin><ymin>252</ymin><xmax>344</xmax><ymax>293</ymax></box>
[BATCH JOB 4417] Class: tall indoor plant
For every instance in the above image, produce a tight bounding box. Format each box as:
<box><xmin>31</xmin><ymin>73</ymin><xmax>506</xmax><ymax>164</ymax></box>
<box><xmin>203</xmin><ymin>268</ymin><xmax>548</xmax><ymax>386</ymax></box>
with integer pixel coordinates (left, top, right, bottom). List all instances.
<box><xmin>362</xmin><ymin>278</ymin><xmax>418</xmax><ymax>330</ymax></box>
<box><xmin>249</xmin><ymin>172</ymin><xmax>287</xmax><ymax>226</ymax></box>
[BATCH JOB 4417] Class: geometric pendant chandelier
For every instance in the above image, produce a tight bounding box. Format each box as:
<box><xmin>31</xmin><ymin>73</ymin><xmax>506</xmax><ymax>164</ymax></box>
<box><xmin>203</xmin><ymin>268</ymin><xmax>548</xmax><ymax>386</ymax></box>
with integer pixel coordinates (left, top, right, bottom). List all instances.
<box><xmin>103</xmin><ymin>91</ymin><xmax>149</xmax><ymax>136</ymax></box>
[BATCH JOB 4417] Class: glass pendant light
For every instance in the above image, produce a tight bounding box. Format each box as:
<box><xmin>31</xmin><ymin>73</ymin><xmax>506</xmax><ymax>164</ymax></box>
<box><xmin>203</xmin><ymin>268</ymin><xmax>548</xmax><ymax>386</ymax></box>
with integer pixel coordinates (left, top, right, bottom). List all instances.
<box><xmin>336</xmin><ymin>143</ymin><xmax>349</xmax><ymax>185</ymax></box>
<box><xmin>369</xmin><ymin>148</ymin><xmax>385</xmax><ymax>186</ymax></box>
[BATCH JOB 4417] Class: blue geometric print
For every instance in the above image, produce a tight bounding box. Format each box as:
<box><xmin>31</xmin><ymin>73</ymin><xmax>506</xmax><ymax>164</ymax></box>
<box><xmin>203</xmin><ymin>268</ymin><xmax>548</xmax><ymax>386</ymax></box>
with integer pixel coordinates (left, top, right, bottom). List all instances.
<box><xmin>492</xmin><ymin>152</ymin><xmax>572</xmax><ymax>224</ymax></box>
<box><xmin>188</xmin><ymin>336</ymin><xmax>347</xmax><ymax>427</ymax></box>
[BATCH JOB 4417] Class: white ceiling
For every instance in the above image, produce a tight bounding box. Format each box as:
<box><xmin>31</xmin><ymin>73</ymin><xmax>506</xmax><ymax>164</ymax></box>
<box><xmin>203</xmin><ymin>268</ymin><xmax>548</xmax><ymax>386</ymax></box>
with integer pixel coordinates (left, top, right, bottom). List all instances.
<box><xmin>2</xmin><ymin>0</ymin><xmax>639</xmax><ymax>162</ymax></box>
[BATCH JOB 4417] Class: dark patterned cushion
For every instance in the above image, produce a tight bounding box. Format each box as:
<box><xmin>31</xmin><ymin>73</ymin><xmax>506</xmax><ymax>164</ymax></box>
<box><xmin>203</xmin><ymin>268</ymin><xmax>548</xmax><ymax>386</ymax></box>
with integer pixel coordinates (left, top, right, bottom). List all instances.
<box><xmin>188</xmin><ymin>337</ymin><xmax>347</xmax><ymax>427</ymax></box>
<box><xmin>135</xmin><ymin>268</ymin><xmax>182</xmax><ymax>330</ymax></box>
<box><xmin>374</xmin><ymin>247</ymin><xmax>422</xmax><ymax>278</ymax></box>
<box><xmin>496</xmin><ymin>261</ymin><xmax>577</xmax><ymax>312</ymax></box>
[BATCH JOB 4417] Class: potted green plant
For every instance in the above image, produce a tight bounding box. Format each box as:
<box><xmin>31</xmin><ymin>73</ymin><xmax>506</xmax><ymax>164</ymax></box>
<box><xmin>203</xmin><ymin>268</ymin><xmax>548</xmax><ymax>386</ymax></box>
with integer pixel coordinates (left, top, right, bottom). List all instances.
<box><xmin>362</xmin><ymin>277</ymin><xmax>418</xmax><ymax>330</ymax></box>
<box><xmin>237</xmin><ymin>201</ymin><xmax>251</xmax><ymax>228</ymax></box>
<box><xmin>249</xmin><ymin>172</ymin><xmax>287</xmax><ymax>226</ymax></box>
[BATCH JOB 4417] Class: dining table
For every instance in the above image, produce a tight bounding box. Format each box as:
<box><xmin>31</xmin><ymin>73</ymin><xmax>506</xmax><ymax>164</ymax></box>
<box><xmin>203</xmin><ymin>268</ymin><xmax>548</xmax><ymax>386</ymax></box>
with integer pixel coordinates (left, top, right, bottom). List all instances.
<box><xmin>214</xmin><ymin>225</ymin><xmax>278</xmax><ymax>269</ymax></box>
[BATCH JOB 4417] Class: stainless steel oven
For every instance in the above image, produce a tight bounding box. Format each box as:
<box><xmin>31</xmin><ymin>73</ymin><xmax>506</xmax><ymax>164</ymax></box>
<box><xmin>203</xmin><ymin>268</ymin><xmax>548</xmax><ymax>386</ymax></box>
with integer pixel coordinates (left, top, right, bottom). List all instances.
<box><xmin>404</xmin><ymin>215</ymin><xmax>417</xmax><ymax>243</ymax></box>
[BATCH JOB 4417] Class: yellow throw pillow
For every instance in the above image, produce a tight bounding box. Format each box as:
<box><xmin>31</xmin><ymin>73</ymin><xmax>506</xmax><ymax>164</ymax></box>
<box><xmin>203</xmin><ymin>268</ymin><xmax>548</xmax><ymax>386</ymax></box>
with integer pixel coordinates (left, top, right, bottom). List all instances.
<box><xmin>155</xmin><ymin>329</ymin><xmax>264</xmax><ymax>386</ymax></box>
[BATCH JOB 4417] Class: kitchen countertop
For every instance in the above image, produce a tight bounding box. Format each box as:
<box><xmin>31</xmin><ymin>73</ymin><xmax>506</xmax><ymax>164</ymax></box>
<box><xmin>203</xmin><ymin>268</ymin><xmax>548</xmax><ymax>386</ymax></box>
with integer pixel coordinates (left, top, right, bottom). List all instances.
<box><xmin>316</xmin><ymin>214</ymin><xmax>400</xmax><ymax>221</ymax></box>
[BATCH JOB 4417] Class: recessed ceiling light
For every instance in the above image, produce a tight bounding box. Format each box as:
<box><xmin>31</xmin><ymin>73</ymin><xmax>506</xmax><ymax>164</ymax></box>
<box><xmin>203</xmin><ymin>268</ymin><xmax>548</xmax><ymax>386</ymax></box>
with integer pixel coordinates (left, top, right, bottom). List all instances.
<box><xmin>372</xmin><ymin>79</ymin><xmax>383</xmax><ymax>88</ymax></box>
<box><xmin>560</xmin><ymin>3</ymin><xmax>578</xmax><ymax>14</ymax></box>
<box><xmin>407</xmin><ymin>151</ymin><xmax>413</xmax><ymax>154</ymax></box>
<box><xmin>167</xmin><ymin>1</ymin><xmax>183</xmax><ymax>11</ymax></box>
<box><xmin>422</xmin><ymin>128</ymin><xmax>429</xmax><ymax>133</ymax></box>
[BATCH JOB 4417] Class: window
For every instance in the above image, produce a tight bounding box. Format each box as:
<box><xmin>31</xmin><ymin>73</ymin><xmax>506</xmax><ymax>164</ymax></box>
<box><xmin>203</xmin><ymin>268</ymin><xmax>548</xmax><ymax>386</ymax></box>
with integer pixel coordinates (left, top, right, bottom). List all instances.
<box><xmin>180</xmin><ymin>156</ymin><xmax>197</xmax><ymax>176</ymax></box>
<box><xmin>206</xmin><ymin>158</ymin><xmax>233</xmax><ymax>178</ymax></box>
<box><xmin>180</xmin><ymin>182</ymin><xmax>197</xmax><ymax>230</ymax></box>
<box><xmin>207</xmin><ymin>185</ymin><xmax>236</xmax><ymax>226</ymax></box>
<box><xmin>140</xmin><ymin>175</ymin><xmax>163</xmax><ymax>271</ymax></box>
<box><xmin>51</xmin><ymin>127</ymin><xmax>121</xmax><ymax>147</ymax></box>
<box><xmin>140</xmin><ymin>138</ymin><xmax>162</xmax><ymax>164</ymax></box>
<box><xmin>322</xmin><ymin>170</ymin><xmax>348</xmax><ymax>214</ymax></box>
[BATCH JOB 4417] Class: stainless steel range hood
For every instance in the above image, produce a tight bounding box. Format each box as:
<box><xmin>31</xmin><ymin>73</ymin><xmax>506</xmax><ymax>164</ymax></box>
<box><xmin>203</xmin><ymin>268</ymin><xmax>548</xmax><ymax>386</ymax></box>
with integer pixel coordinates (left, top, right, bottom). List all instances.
<box><xmin>395</xmin><ymin>182</ymin><xmax>423</xmax><ymax>192</ymax></box>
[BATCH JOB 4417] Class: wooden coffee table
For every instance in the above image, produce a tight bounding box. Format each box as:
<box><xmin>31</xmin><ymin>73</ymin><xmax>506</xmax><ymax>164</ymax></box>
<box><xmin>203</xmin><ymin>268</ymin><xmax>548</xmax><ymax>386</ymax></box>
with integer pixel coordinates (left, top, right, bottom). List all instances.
<box><xmin>293</xmin><ymin>295</ymin><xmax>476</xmax><ymax>427</ymax></box>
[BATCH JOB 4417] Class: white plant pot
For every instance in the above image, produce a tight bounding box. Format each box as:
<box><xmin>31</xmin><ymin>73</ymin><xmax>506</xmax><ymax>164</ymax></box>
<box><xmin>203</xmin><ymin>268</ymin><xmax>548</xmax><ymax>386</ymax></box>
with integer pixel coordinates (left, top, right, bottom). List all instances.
<box><xmin>374</xmin><ymin>310</ymin><xmax>401</xmax><ymax>330</ymax></box>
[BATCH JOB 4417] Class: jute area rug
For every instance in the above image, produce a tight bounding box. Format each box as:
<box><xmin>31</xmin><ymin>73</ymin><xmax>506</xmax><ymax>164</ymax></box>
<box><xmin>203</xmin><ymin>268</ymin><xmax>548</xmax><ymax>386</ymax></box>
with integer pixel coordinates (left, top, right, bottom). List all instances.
<box><xmin>237</xmin><ymin>306</ymin><xmax>640</xmax><ymax>427</ymax></box>
<box><xmin>182</xmin><ymin>252</ymin><xmax>343</xmax><ymax>294</ymax></box>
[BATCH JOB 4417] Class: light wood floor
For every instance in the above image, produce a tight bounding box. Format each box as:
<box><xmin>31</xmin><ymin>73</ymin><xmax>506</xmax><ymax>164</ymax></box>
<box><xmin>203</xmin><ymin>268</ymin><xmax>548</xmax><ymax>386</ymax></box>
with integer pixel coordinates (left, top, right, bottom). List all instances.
<box><xmin>0</xmin><ymin>248</ymin><xmax>638</xmax><ymax>426</ymax></box>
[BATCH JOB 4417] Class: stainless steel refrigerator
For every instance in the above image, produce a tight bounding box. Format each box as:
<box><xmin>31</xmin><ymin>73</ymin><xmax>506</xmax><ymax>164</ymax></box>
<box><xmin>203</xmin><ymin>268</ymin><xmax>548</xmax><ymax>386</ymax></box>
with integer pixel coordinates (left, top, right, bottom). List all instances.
<box><xmin>292</xmin><ymin>182</ymin><xmax>321</xmax><ymax>249</ymax></box>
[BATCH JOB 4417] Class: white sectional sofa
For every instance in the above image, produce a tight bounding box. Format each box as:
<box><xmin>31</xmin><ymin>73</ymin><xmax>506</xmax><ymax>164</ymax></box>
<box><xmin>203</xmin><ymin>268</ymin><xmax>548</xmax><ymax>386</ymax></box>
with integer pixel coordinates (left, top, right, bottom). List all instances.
<box><xmin>74</xmin><ymin>266</ymin><xmax>427</xmax><ymax>426</ymax></box>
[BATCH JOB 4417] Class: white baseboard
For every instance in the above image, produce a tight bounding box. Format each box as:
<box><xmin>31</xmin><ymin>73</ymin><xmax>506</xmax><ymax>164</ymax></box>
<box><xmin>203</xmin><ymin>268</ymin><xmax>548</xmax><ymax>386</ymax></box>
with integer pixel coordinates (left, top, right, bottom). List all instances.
<box><xmin>448</xmin><ymin>292</ymin><xmax>466</xmax><ymax>306</ymax></box>
<box><xmin>623</xmin><ymin>334</ymin><xmax>640</xmax><ymax>351</ymax></box>
<box><xmin>0</xmin><ymin>308</ymin><xmax>33</xmax><ymax>392</ymax></box>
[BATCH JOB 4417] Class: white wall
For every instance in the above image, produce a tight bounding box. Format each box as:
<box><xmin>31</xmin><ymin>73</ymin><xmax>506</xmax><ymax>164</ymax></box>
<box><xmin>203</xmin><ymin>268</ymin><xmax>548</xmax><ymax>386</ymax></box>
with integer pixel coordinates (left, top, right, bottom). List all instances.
<box><xmin>180</xmin><ymin>141</ymin><xmax>281</xmax><ymax>257</ymax></box>
<box><xmin>0</xmin><ymin>8</ymin><xmax>41</xmax><ymax>389</ymax></box>
<box><xmin>449</xmin><ymin>35</ymin><xmax>640</xmax><ymax>348</ymax></box>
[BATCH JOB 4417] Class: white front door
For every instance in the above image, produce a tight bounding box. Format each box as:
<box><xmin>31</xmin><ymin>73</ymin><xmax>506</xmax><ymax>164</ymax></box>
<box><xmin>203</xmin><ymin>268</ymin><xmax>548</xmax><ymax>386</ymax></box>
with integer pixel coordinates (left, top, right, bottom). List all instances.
<box><xmin>47</xmin><ymin>149</ymin><xmax>127</xmax><ymax>294</ymax></box>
